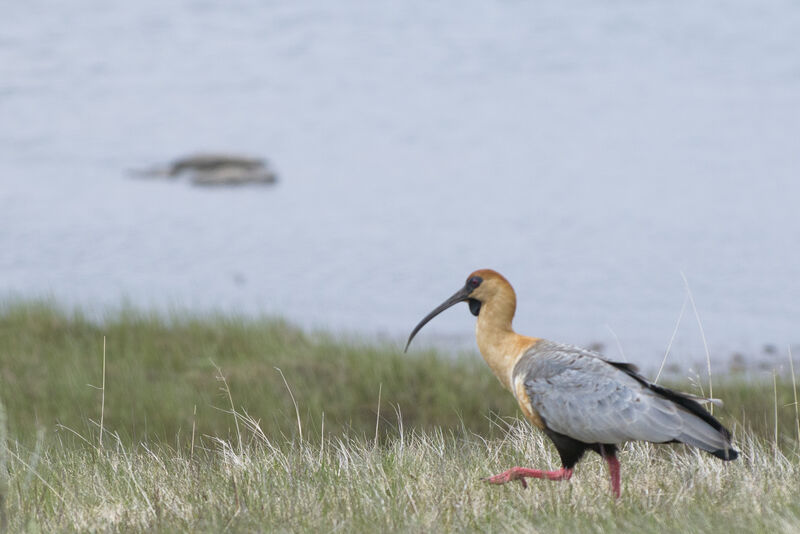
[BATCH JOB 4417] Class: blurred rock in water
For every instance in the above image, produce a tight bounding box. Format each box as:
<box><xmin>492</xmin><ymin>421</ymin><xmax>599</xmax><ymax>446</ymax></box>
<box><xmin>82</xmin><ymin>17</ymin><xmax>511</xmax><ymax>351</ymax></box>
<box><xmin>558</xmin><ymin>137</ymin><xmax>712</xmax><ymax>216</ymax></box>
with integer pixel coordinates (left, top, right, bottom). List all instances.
<box><xmin>130</xmin><ymin>153</ymin><xmax>278</xmax><ymax>186</ymax></box>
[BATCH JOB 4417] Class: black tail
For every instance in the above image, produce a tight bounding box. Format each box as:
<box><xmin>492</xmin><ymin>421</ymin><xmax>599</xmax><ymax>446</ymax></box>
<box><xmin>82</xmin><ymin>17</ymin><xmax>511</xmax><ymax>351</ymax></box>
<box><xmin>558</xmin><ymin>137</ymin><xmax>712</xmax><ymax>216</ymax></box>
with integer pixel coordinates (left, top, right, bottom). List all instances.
<box><xmin>709</xmin><ymin>447</ymin><xmax>739</xmax><ymax>461</ymax></box>
<box><xmin>646</xmin><ymin>383</ymin><xmax>731</xmax><ymax>439</ymax></box>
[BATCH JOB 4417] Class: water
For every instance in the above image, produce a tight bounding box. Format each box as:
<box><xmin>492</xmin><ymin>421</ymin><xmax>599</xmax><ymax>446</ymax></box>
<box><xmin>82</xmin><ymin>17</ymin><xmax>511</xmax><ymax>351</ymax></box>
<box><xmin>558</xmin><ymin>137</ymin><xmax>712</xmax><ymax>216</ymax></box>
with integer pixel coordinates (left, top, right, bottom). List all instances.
<box><xmin>2</xmin><ymin>1</ymin><xmax>799</xmax><ymax>371</ymax></box>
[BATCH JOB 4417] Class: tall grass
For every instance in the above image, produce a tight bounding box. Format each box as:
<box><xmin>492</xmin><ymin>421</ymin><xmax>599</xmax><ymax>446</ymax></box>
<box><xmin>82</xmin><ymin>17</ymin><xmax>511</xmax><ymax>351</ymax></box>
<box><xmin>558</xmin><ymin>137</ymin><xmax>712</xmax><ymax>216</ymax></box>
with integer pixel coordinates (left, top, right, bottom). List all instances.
<box><xmin>3</xmin><ymin>408</ymin><xmax>800</xmax><ymax>532</ymax></box>
<box><xmin>1</xmin><ymin>300</ymin><xmax>799</xmax><ymax>531</ymax></box>
<box><xmin>0</xmin><ymin>300</ymin><xmax>519</xmax><ymax>445</ymax></box>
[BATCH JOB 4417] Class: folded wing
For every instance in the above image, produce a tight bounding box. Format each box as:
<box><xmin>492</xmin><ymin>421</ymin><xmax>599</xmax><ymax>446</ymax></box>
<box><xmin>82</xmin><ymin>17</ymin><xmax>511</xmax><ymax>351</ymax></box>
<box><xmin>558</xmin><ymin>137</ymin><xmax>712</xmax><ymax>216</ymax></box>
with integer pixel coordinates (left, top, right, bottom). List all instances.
<box><xmin>516</xmin><ymin>341</ymin><xmax>736</xmax><ymax>458</ymax></box>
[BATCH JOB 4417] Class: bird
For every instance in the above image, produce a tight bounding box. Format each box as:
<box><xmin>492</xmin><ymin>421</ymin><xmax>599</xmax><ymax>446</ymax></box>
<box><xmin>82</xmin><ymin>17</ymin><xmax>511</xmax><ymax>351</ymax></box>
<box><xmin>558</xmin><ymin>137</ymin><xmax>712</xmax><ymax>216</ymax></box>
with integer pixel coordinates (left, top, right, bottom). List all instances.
<box><xmin>404</xmin><ymin>269</ymin><xmax>738</xmax><ymax>498</ymax></box>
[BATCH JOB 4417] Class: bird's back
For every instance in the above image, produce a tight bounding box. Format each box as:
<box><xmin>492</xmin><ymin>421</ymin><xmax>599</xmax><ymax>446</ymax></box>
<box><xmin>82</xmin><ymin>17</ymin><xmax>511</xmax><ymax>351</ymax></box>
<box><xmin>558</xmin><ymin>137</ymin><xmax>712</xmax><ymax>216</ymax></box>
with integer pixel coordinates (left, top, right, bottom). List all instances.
<box><xmin>512</xmin><ymin>340</ymin><xmax>738</xmax><ymax>460</ymax></box>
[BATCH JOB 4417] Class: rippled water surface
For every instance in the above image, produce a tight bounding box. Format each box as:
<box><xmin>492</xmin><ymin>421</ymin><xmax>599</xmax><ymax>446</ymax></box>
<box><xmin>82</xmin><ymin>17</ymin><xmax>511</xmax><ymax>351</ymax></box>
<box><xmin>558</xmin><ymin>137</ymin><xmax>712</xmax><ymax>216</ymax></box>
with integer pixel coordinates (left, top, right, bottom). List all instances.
<box><xmin>2</xmin><ymin>1</ymin><xmax>799</xmax><ymax>369</ymax></box>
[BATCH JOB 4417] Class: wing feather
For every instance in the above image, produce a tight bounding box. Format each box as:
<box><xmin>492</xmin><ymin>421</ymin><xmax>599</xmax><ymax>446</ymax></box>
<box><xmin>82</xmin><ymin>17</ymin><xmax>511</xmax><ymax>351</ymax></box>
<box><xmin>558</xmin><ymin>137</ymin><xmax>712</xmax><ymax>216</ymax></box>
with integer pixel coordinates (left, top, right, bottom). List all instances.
<box><xmin>515</xmin><ymin>341</ymin><xmax>728</xmax><ymax>450</ymax></box>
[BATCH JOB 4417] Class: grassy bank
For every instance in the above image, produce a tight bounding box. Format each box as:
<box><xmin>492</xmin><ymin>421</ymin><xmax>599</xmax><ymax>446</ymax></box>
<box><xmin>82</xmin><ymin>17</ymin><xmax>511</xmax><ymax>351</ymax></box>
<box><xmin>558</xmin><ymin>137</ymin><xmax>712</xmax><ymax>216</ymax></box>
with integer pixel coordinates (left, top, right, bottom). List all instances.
<box><xmin>0</xmin><ymin>300</ymin><xmax>522</xmax><ymax>445</ymax></box>
<box><xmin>1</xmin><ymin>301</ymin><xmax>798</xmax><ymax>446</ymax></box>
<box><xmin>1</xmin><ymin>301</ymin><xmax>799</xmax><ymax>532</ymax></box>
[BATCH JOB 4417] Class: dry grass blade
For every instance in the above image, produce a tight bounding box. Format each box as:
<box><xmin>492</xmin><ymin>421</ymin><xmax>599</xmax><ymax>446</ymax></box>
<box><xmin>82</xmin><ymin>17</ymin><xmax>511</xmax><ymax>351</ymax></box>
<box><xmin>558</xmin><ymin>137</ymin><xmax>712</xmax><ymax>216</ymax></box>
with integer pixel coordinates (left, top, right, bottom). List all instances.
<box><xmin>100</xmin><ymin>336</ymin><xmax>106</xmax><ymax>451</ymax></box>
<box><xmin>681</xmin><ymin>272</ymin><xmax>714</xmax><ymax>414</ymax></box>
<box><xmin>655</xmin><ymin>294</ymin><xmax>688</xmax><ymax>384</ymax></box>
<box><xmin>789</xmin><ymin>346</ymin><xmax>799</xmax><ymax>446</ymax></box>
<box><xmin>275</xmin><ymin>367</ymin><xmax>303</xmax><ymax>442</ymax></box>
<box><xmin>774</xmin><ymin>371</ymin><xmax>779</xmax><ymax>449</ymax></box>
<box><xmin>191</xmin><ymin>404</ymin><xmax>197</xmax><ymax>461</ymax></box>
<box><xmin>374</xmin><ymin>383</ymin><xmax>382</xmax><ymax>448</ymax></box>
<box><xmin>213</xmin><ymin>362</ymin><xmax>243</xmax><ymax>455</ymax></box>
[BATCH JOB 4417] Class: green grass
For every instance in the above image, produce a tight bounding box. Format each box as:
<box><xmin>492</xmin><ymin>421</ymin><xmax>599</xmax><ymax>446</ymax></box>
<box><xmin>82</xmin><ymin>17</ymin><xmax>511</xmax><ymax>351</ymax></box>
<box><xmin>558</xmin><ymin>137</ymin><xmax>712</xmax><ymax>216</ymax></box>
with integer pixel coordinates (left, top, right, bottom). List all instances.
<box><xmin>1</xmin><ymin>300</ymin><xmax>799</xmax><ymax>532</ymax></box>
<box><xmin>0</xmin><ymin>300</ymin><xmax>527</xmax><ymax>446</ymax></box>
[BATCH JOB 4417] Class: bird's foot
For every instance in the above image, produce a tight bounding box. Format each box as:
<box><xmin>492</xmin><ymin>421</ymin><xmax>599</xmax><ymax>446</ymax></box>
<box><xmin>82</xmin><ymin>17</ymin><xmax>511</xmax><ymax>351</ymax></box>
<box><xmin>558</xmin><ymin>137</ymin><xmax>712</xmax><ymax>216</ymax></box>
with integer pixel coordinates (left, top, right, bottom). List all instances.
<box><xmin>483</xmin><ymin>467</ymin><xmax>573</xmax><ymax>489</ymax></box>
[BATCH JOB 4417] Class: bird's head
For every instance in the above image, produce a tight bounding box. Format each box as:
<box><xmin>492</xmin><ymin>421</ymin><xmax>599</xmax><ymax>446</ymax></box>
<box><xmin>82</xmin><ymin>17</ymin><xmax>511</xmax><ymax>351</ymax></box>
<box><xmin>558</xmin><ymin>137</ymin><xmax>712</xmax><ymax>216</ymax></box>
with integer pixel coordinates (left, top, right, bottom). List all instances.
<box><xmin>404</xmin><ymin>269</ymin><xmax>514</xmax><ymax>352</ymax></box>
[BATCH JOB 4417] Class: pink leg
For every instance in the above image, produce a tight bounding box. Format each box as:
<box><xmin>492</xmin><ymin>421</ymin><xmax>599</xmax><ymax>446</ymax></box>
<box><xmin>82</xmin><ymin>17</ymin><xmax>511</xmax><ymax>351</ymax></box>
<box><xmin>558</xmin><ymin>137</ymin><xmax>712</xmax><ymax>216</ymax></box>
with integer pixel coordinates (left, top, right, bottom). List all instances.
<box><xmin>604</xmin><ymin>454</ymin><xmax>621</xmax><ymax>498</ymax></box>
<box><xmin>484</xmin><ymin>467</ymin><xmax>573</xmax><ymax>489</ymax></box>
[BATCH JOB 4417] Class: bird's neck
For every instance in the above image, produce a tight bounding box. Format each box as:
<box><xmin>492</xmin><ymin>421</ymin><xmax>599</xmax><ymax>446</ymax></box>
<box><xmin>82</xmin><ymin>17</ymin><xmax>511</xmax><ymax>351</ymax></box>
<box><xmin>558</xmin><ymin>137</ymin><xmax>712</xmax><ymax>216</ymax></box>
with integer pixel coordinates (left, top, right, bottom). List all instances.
<box><xmin>474</xmin><ymin>290</ymin><xmax>539</xmax><ymax>391</ymax></box>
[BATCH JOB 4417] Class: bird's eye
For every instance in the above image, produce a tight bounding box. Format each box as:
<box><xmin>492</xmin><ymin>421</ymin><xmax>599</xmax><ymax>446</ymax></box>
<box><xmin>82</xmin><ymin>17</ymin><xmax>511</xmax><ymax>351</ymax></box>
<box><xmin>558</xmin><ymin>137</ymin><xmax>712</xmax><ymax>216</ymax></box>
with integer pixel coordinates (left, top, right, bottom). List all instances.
<box><xmin>468</xmin><ymin>276</ymin><xmax>483</xmax><ymax>288</ymax></box>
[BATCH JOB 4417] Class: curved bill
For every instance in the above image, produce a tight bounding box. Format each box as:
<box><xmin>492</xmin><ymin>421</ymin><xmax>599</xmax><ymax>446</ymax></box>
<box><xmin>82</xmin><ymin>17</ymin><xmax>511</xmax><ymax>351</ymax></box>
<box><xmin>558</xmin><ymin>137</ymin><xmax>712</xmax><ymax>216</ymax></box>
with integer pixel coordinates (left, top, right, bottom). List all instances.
<box><xmin>404</xmin><ymin>284</ymin><xmax>471</xmax><ymax>352</ymax></box>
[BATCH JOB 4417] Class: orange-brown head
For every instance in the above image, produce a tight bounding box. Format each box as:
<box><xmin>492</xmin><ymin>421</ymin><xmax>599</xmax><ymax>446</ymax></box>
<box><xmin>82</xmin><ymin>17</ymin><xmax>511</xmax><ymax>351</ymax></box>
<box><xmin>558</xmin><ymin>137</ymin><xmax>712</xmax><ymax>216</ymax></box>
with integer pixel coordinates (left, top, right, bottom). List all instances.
<box><xmin>404</xmin><ymin>269</ymin><xmax>517</xmax><ymax>352</ymax></box>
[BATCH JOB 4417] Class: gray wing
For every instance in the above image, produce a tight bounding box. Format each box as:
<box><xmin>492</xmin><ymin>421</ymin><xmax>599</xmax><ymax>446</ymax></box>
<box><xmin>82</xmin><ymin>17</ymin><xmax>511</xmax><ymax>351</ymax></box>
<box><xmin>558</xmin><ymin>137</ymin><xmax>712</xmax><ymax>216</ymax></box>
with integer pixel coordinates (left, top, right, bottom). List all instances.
<box><xmin>517</xmin><ymin>341</ymin><xmax>729</xmax><ymax>451</ymax></box>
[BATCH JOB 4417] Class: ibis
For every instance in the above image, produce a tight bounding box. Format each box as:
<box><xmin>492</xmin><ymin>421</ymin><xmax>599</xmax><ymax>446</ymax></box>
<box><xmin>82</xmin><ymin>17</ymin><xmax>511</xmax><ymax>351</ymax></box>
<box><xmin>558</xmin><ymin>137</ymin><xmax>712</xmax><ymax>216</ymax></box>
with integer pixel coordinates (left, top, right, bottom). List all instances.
<box><xmin>405</xmin><ymin>269</ymin><xmax>738</xmax><ymax>498</ymax></box>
